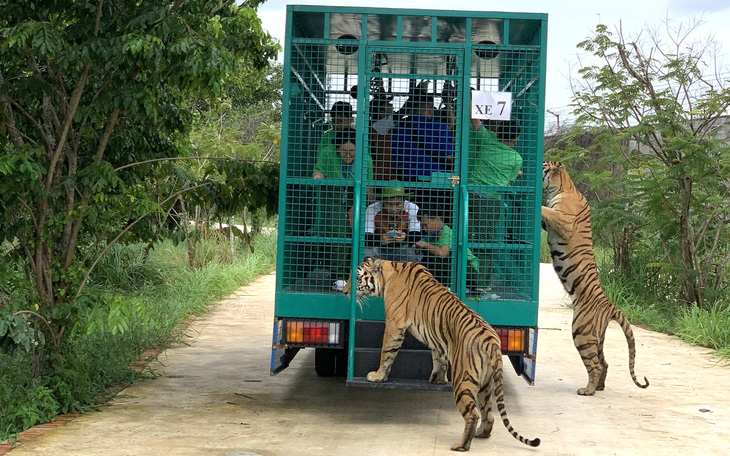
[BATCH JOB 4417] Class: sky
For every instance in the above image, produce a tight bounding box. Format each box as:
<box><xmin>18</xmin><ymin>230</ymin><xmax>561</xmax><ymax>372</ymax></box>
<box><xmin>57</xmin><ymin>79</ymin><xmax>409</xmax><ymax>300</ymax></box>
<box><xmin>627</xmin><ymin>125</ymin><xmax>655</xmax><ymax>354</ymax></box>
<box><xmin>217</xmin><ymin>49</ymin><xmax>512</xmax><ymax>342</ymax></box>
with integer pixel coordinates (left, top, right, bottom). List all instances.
<box><xmin>257</xmin><ymin>0</ymin><xmax>730</xmax><ymax>129</ymax></box>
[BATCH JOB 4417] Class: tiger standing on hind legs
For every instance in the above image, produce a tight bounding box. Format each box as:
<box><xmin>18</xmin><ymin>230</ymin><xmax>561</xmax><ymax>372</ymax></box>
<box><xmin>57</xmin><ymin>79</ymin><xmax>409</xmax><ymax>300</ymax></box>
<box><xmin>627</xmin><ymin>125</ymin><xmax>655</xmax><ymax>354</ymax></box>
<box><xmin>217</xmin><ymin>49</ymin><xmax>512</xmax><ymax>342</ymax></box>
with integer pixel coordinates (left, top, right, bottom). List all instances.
<box><xmin>343</xmin><ymin>258</ymin><xmax>540</xmax><ymax>452</ymax></box>
<box><xmin>541</xmin><ymin>161</ymin><xmax>650</xmax><ymax>396</ymax></box>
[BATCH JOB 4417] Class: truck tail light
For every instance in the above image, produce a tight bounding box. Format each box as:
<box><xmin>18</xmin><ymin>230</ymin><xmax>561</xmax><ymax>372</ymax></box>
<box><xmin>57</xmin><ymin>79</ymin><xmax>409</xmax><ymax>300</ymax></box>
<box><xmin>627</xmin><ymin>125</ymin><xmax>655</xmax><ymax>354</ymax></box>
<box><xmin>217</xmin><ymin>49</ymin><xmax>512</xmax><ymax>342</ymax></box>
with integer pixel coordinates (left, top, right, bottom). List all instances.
<box><xmin>285</xmin><ymin>320</ymin><xmax>341</xmax><ymax>345</ymax></box>
<box><xmin>496</xmin><ymin>328</ymin><xmax>525</xmax><ymax>352</ymax></box>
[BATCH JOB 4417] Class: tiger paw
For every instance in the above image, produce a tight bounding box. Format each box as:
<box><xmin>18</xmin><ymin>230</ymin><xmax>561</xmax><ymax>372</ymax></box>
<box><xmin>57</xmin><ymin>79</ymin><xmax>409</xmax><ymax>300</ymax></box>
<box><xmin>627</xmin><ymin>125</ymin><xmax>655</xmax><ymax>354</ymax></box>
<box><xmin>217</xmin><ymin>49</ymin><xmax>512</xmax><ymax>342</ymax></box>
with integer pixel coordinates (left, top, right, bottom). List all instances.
<box><xmin>450</xmin><ymin>441</ymin><xmax>470</xmax><ymax>452</ymax></box>
<box><xmin>577</xmin><ymin>387</ymin><xmax>596</xmax><ymax>396</ymax></box>
<box><xmin>429</xmin><ymin>372</ymin><xmax>447</xmax><ymax>384</ymax></box>
<box><xmin>367</xmin><ymin>371</ymin><xmax>386</xmax><ymax>382</ymax></box>
<box><xmin>475</xmin><ymin>429</ymin><xmax>492</xmax><ymax>439</ymax></box>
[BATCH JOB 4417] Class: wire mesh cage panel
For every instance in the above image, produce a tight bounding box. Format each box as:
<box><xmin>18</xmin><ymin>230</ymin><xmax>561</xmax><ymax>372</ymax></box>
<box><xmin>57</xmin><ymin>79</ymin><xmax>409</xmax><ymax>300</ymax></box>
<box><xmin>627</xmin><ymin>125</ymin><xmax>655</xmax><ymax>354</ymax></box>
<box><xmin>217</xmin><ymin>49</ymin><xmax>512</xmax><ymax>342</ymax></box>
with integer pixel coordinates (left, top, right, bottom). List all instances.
<box><xmin>465</xmin><ymin>42</ymin><xmax>542</xmax><ymax>304</ymax></box>
<box><xmin>277</xmin><ymin>6</ymin><xmax>547</xmax><ymax>326</ymax></box>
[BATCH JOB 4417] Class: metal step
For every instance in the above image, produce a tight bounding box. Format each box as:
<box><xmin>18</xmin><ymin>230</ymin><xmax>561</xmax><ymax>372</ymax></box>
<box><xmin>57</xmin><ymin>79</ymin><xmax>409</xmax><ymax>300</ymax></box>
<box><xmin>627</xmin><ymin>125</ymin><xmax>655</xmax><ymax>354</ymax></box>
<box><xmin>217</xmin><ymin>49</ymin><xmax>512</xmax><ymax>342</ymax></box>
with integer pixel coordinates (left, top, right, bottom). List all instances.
<box><xmin>347</xmin><ymin>377</ymin><xmax>452</xmax><ymax>391</ymax></box>
<box><xmin>353</xmin><ymin>320</ymin><xmax>452</xmax><ymax>389</ymax></box>
<box><xmin>354</xmin><ymin>347</ymin><xmax>435</xmax><ymax>379</ymax></box>
<box><xmin>355</xmin><ymin>320</ymin><xmax>430</xmax><ymax>350</ymax></box>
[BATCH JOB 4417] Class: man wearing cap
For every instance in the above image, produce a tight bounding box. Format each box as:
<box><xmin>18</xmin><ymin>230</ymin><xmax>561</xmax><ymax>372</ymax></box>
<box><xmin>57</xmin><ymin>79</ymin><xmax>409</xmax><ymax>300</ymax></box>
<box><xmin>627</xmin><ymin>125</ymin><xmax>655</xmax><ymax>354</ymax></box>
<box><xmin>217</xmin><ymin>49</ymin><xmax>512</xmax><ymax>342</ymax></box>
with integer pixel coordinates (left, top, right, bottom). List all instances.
<box><xmin>363</xmin><ymin>184</ymin><xmax>421</xmax><ymax>262</ymax></box>
<box><xmin>313</xmin><ymin>101</ymin><xmax>356</xmax><ymax>180</ymax></box>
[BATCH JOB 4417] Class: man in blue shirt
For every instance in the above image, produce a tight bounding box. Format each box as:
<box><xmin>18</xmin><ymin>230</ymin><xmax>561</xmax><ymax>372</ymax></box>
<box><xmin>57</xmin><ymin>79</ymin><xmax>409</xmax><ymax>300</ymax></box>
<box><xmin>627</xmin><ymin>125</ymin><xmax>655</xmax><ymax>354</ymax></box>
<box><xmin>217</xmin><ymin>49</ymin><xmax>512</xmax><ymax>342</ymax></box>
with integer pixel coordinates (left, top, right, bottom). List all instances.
<box><xmin>391</xmin><ymin>89</ymin><xmax>454</xmax><ymax>181</ymax></box>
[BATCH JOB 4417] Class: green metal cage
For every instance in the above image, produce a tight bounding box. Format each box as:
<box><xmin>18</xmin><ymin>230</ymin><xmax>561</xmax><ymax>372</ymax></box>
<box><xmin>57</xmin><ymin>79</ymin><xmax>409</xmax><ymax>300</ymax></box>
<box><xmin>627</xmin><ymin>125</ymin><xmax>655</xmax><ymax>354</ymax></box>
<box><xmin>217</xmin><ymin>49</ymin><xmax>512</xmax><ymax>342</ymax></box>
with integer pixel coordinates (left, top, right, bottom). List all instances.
<box><xmin>274</xmin><ymin>5</ymin><xmax>547</xmax><ymax>383</ymax></box>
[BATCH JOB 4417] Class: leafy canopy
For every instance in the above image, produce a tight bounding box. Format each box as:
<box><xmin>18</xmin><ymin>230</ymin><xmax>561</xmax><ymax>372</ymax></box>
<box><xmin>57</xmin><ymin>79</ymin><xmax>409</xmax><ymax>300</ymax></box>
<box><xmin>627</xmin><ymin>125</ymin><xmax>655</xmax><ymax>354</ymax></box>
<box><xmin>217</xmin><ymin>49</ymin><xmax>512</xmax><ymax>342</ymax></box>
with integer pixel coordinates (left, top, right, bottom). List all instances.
<box><xmin>0</xmin><ymin>0</ymin><xmax>279</xmax><ymax>312</ymax></box>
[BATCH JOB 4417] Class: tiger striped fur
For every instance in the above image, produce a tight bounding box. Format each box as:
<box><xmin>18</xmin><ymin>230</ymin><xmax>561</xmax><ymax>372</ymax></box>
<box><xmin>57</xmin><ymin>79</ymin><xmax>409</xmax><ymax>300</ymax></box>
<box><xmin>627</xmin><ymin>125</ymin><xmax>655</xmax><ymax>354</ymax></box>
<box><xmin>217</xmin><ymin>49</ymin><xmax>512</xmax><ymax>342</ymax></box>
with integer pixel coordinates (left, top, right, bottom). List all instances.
<box><xmin>344</xmin><ymin>258</ymin><xmax>540</xmax><ymax>451</ymax></box>
<box><xmin>541</xmin><ymin>161</ymin><xmax>649</xmax><ymax>396</ymax></box>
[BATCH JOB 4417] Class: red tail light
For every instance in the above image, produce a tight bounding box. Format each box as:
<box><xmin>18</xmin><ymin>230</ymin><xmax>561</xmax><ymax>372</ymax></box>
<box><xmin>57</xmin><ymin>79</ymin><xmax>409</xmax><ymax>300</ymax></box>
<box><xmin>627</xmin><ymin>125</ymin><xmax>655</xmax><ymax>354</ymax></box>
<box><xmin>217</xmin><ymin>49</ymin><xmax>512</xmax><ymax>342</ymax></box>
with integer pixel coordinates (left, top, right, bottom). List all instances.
<box><xmin>286</xmin><ymin>320</ymin><xmax>341</xmax><ymax>345</ymax></box>
<box><xmin>496</xmin><ymin>328</ymin><xmax>525</xmax><ymax>352</ymax></box>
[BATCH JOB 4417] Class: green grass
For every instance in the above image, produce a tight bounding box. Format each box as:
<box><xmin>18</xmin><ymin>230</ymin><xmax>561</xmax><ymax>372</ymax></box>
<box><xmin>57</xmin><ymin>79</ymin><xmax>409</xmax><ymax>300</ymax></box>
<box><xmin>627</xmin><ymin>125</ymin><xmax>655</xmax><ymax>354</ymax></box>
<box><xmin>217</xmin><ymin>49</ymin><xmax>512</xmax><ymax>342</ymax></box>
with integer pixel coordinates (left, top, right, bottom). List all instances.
<box><xmin>676</xmin><ymin>302</ymin><xmax>730</xmax><ymax>354</ymax></box>
<box><xmin>591</xmin><ymin>244</ymin><xmax>730</xmax><ymax>360</ymax></box>
<box><xmin>516</xmin><ymin>232</ymin><xmax>727</xmax><ymax>359</ymax></box>
<box><xmin>0</xmin><ymin>231</ymin><xmax>277</xmax><ymax>441</ymax></box>
<box><xmin>539</xmin><ymin>230</ymin><xmax>551</xmax><ymax>263</ymax></box>
<box><xmin>599</xmin><ymin>271</ymin><xmax>679</xmax><ymax>335</ymax></box>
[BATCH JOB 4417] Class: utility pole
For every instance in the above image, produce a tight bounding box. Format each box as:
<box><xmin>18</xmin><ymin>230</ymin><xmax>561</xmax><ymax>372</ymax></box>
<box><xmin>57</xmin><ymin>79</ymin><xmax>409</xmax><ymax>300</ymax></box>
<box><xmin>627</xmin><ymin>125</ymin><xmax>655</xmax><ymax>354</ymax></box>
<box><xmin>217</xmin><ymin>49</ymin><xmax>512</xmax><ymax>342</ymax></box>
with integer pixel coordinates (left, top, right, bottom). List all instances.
<box><xmin>547</xmin><ymin>109</ymin><xmax>560</xmax><ymax>130</ymax></box>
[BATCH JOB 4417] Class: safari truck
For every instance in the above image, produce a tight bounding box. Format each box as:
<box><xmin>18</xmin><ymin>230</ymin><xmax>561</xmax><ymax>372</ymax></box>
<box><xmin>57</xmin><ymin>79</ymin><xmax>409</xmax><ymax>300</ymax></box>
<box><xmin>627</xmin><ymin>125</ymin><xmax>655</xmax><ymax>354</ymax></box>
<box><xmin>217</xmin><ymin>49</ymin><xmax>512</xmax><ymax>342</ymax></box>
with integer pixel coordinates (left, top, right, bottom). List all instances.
<box><xmin>271</xmin><ymin>5</ymin><xmax>547</xmax><ymax>388</ymax></box>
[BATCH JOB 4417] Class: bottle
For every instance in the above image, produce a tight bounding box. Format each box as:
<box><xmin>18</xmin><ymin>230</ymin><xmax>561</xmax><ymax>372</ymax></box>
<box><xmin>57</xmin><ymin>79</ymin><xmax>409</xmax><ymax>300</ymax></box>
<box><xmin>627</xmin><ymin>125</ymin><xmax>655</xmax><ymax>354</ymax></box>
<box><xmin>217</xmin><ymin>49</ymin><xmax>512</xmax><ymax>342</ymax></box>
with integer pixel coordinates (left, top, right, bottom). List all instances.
<box><xmin>332</xmin><ymin>280</ymin><xmax>347</xmax><ymax>291</ymax></box>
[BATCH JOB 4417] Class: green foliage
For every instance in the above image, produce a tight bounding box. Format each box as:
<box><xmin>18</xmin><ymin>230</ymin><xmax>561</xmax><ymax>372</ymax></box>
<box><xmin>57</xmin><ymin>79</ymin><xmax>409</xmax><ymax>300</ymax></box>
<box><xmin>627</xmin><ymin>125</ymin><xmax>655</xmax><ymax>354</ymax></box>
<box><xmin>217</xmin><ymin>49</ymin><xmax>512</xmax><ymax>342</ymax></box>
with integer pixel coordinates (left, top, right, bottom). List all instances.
<box><xmin>88</xmin><ymin>243</ymin><xmax>165</xmax><ymax>292</ymax></box>
<box><xmin>0</xmin><ymin>0</ymin><xmax>279</xmax><ymax>313</ymax></box>
<box><xmin>0</xmin><ymin>10</ymin><xmax>281</xmax><ymax>435</ymax></box>
<box><xmin>199</xmin><ymin>159</ymin><xmax>280</xmax><ymax>218</ymax></box>
<box><xmin>0</xmin><ymin>313</ymin><xmax>45</xmax><ymax>354</ymax></box>
<box><xmin>73</xmin><ymin>293</ymin><xmax>157</xmax><ymax>336</ymax></box>
<box><xmin>676</xmin><ymin>302</ymin><xmax>730</xmax><ymax>352</ymax></box>
<box><xmin>539</xmin><ymin>230</ymin><xmax>551</xmax><ymax>263</ymax></box>
<box><xmin>185</xmin><ymin>63</ymin><xmax>282</xmax><ymax>226</ymax></box>
<box><xmin>593</xmin><ymin>243</ymin><xmax>730</xmax><ymax>359</ymax></box>
<box><xmin>0</xmin><ymin>231</ymin><xmax>277</xmax><ymax>440</ymax></box>
<box><xmin>0</xmin><ymin>375</ymin><xmax>60</xmax><ymax>436</ymax></box>
<box><xmin>0</xmin><ymin>0</ymin><xmax>282</xmax><ymax>441</ymax></box>
<box><xmin>565</xmin><ymin>19</ymin><xmax>730</xmax><ymax>309</ymax></box>
<box><xmin>598</xmin><ymin>269</ymin><xmax>679</xmax><ymax>335</ymax></box>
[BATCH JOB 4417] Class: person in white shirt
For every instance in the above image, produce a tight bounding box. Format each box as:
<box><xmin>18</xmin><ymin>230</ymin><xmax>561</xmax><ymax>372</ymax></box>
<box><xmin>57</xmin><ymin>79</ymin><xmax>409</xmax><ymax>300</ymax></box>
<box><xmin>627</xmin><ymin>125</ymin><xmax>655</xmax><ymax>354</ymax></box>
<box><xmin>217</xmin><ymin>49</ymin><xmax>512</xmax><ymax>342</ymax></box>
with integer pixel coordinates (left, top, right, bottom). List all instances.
<box><xmin>363</xmin><ymin>185</ymin><xmax>421</xmax><ymax>263</ymax></box>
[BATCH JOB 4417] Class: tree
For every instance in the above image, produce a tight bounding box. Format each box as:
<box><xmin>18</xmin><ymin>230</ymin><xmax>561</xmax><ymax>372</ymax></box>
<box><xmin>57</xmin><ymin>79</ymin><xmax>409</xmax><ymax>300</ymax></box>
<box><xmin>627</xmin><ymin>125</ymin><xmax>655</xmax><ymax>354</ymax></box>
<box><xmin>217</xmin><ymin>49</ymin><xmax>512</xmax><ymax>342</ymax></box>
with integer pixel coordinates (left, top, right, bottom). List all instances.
<box><xmin>0</xmin><ymin>1</ymin><xmax>278</xmax><ymax>320</ymax></box>
<box><xmin>568</xmin><ymin>19</ymin><xmax>730</xmax><ymax>308</ymax></box>
<box><xmin>190</xmin><ymin>63</ymin><xmax>282</xmax><ymax>163</ymax></box>
<box><xmin>175</xmin><ymin>62</ymin><xmax>281</xmax><ymax>266</ymax></box>
<box><xmin>545</xmin><ymin>126</ymin><xmax>645</xmax><ymax>276</ymax></box>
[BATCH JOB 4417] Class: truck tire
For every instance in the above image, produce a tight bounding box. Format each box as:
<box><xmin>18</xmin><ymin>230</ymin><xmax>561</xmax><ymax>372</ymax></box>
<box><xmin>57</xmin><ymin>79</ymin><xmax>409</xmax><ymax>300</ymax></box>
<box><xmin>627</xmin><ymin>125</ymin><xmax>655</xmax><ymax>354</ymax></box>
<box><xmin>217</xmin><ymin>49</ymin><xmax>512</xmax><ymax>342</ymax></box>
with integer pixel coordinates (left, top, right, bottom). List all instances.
<box><xmin>315</xmin><ymin>348</ymin><xmax>348</xmax><ymax>377</ymax></box>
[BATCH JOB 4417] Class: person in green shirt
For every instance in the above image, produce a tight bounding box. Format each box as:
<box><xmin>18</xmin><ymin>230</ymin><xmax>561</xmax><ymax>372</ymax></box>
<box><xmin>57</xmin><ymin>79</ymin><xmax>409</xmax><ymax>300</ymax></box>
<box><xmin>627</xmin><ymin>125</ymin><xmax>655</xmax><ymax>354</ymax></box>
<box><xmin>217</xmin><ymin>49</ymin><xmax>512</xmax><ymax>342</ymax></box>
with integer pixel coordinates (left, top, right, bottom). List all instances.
<box><xmin>311</xmin><ymin>123</ymin><xmax>373</xmax><ymax>283</ymax></box>
<box><xmin>312</xmin><ymin>102</ymin><xmax>374</xmax><ymax>203</ymax></box>
<box><xmin>313</xmin><ymin>101</ymin><xmax>355</xmax><ymax>180</ymax></box>
<box><xmin>468</xmin><ymin>119</ymin><xmax>522</xmax><ymax>188</ymax></box>
<box><xmin>468</xmin><ymin>117</ymin><xmax>522</xmax><ymax>240</ymax></box>
<box><xmin>415</xmin><ymin>204</ymin><xmax>480</xmax><ymax>288</ymax></box>
<box><xmin>467</xmin><ymin>117</ymin><xmax>522</xmax><ymax>292</ymax></box>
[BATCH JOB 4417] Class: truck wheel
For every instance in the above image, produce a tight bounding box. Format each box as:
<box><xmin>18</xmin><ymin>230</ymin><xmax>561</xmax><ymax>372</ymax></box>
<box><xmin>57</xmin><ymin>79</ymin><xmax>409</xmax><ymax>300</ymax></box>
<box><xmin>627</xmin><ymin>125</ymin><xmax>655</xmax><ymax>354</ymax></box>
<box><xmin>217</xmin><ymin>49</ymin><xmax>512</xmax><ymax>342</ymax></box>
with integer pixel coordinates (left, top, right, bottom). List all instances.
<box><xmin>315</xmin><ymin>348</ymin><xmax>348</xmax><ymax>377</ymax></box>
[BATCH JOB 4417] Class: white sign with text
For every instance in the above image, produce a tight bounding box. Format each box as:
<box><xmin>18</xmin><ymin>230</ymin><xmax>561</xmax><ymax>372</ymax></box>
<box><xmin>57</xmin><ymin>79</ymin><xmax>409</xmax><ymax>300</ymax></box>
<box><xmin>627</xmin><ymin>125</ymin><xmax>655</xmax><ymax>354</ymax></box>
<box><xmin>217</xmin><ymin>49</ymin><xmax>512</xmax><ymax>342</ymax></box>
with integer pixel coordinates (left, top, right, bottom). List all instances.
<box><xmin>471</xmin><ymin>91</ymin><xmax>512</xmax><ymax>120</ymax></box>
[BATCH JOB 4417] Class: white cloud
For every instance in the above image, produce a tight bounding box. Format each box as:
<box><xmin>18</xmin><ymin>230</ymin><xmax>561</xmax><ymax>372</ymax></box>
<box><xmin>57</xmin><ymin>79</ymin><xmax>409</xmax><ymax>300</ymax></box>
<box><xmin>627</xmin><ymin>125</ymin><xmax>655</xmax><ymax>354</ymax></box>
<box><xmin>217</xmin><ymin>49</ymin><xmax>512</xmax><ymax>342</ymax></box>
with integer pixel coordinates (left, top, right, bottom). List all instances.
<box><xmin>258</xmin><ymin>0</ymin><xmax>730</xmax><ymax>121</ymax></box>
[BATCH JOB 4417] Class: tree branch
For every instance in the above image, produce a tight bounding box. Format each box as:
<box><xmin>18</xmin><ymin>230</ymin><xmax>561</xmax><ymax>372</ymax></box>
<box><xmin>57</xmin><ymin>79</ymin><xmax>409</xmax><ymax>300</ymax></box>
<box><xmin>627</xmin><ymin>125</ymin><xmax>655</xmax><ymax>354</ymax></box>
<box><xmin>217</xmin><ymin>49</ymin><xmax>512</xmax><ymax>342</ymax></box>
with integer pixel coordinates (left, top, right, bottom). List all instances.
<box><xmin>113</xmin><ymin>156</ymin><xmax>277</xmax><ymax>173</ymax></box>
<box><xmin>13</xmin><ymin>310</ymin><xmax>59</xmax><ymax>346</ymax></box>
<box><xmin>95</xmin><ymin>0</ymin><xmax>104</xmax><ymax>35</ymax></box>
<box><xmin>95</xmin><ymin>109</ymin><xmax>120</xmax><ymax>162</ymax></box>
<box><xmin>25</xmin><ymin>56</ymin><xmax>60</xmax><ymax>154</ymax></box>
<box><xmin>0</xmin><ymin>72</ymin><xmax>25</xmax><ymax>148</ymax></box>
<box><xmin>171</xmin><ymin>0</ymin><xmax>185</xmax><ymax>13</ymax></box>
<box><xmin>45</xmin><ymin>60</ymin><xmax>92</xmax><ymax>195</ymax></box>
<box><xmin>63</xmin><ymin>109</ymin><xmax>120</xmax><ymax>269</ymax></box>
<box><xmin>5</xmin><ymin>95</ymin><xmax>47</xmax><ymax>147</ymax></box>
<box><xmin>74</xmin><ymin>182</ymin><xmax>213</xmax><ymax>299</ymax></box>
<box><xmin>715</xmin><ymin>246</ymin><xmax>730</xmax><ymax>294</ymax></box>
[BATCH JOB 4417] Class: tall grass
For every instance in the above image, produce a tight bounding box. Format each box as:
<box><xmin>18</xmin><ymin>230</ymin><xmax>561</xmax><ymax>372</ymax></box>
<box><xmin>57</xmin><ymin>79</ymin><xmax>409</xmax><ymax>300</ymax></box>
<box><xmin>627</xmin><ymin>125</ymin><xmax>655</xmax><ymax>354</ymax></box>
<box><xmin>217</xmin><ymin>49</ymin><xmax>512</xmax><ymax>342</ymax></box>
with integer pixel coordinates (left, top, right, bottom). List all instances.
<box><xmin>138</xmin><ymin>236</ymin><xmax>277</xmax><ymax>344</ymax></box>
<box><xmin>599</xmin><ymin>271</ymin><xmax>678</xmax><ymax>335</ymax></box>
<box><xmin>0</xmin><ymin>231</ymin><xmax>277</xmax><ymax>441</ymax></box>
<box><xmin>594</xmin><ymin>243</ymin><xmax>679</xmax><ymax>334</ymax></box>
<box><xmin>591</xmin><ymin>242</ymin><xmax>729</xmax><ymax>360</ymax></box>
<box><xmin>676</xmin><ymin>302</ymin><xmax>730</xmax><ymax>357</ymax></box>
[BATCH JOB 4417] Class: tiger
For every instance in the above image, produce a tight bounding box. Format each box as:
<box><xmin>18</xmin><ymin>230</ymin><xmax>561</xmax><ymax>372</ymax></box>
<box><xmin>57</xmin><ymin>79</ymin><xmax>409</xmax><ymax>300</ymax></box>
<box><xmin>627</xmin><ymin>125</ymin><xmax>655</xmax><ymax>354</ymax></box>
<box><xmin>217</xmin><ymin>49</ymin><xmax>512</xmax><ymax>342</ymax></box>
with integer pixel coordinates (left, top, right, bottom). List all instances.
<box><xmin>541</xmin><ymin>161</ymin><xmax>650</xmax><ymax>396</ymax></box>
<box><xmin>343</xmin><ymin>258</ymin><xmax>540</xmax><ymax>452</ymax></box>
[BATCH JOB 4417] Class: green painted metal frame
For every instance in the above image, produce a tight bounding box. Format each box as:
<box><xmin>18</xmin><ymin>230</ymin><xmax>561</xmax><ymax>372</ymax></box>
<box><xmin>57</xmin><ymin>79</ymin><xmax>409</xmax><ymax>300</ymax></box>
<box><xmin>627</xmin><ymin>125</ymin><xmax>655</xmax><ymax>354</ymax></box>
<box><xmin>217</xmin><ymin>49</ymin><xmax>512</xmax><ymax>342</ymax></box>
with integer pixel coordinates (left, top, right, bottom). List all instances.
<box><xmin>276</xmin><ymin>5</ymin><xmax>548</xmax><ymax>381</ymax></box>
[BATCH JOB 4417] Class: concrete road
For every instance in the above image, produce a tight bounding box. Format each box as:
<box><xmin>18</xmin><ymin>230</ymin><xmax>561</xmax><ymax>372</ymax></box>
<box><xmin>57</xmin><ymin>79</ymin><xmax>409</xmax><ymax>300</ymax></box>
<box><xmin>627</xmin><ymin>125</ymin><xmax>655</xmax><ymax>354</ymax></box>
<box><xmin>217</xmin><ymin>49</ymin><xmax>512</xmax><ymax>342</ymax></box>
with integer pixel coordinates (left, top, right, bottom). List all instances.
<box><xmin>7</xmin><ymin>265</ymin><xmax>730</xmax><ymax>455</ymax></box>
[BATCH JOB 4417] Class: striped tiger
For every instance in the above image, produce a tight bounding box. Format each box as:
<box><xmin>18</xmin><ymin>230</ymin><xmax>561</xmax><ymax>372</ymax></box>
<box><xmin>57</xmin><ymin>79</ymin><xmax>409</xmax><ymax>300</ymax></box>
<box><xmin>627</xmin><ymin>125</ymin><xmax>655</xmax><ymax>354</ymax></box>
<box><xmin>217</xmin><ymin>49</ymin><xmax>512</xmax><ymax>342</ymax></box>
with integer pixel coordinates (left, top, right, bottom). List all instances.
<box><xmin>344</xmin><ymin>258</ymin><xmax>540</xmax><ymax>451</ymax></box>
<box><xmin>541</xmin><ymin>161</ymin><xmax>650</xmax><ymax>396</ymax></box>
